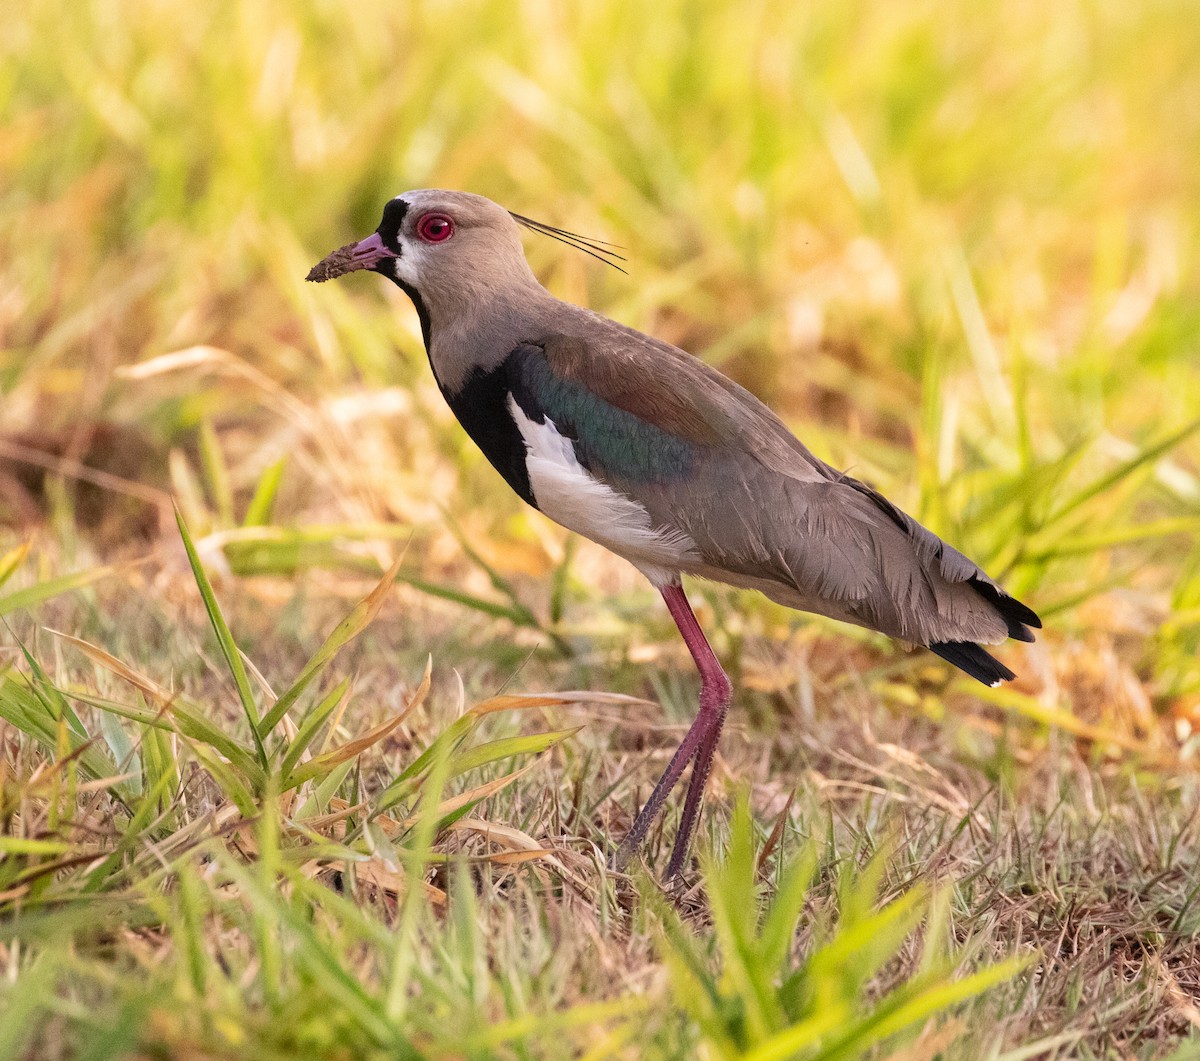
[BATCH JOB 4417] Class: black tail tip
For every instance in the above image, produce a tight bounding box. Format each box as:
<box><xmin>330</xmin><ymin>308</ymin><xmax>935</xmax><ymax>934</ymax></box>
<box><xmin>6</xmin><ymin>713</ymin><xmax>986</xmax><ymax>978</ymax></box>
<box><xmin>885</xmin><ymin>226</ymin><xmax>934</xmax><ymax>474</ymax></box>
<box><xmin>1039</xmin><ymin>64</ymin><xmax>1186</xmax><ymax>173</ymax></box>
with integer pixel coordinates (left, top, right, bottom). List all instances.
<box><xmin>967</xmin><ymin>577</ymin><xmax>1042</xmax><ymax>640</ymax></box>
<box><xmin>929</xmin><ymin>641</ymin><xmax>1016</xmax><ymax>687</ymax></box>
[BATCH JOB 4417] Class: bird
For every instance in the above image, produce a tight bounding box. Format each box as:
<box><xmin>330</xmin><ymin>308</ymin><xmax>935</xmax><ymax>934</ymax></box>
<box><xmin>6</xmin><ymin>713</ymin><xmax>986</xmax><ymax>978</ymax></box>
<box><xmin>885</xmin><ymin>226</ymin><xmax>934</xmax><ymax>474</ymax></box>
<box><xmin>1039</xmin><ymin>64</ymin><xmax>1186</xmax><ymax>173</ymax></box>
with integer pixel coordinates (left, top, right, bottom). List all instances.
<box><xmin>307</xmin><ymin>190</ymin><xmax>1041</xmax><ymax>878</ymax></box>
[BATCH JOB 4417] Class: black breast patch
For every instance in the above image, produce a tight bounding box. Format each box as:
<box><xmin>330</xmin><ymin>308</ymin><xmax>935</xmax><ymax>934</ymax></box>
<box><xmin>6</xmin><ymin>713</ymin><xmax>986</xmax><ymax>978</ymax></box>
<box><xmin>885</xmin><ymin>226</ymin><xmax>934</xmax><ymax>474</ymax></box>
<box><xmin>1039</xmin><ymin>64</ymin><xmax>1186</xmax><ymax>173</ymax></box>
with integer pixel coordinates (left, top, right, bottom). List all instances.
<box><xmin>440</xmin><ymin>362</ymin><xmax>536</xmax><ymax>509</ymax></box>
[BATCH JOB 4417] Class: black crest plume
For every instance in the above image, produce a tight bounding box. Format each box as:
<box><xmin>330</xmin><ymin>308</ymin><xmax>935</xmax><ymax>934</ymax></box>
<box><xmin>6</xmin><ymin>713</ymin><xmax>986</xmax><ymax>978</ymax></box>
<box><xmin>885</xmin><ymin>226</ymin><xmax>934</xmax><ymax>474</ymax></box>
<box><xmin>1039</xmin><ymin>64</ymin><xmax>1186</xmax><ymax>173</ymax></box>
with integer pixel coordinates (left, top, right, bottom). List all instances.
<box><xmin>510</xmin><ymin>213</ymin><xmax>627</xmax><ymax>273</ymax></box>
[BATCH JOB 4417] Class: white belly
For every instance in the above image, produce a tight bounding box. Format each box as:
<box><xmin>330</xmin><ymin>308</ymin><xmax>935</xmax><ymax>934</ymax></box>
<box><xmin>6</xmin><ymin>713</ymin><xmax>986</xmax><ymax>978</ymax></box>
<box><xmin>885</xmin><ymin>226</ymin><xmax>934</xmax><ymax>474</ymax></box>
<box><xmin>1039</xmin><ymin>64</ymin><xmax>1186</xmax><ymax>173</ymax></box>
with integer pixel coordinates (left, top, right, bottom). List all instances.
<box><xmin>507</xmin><ymin>397</ymin><xmax>697</xmax><ymax>586</ymax></box>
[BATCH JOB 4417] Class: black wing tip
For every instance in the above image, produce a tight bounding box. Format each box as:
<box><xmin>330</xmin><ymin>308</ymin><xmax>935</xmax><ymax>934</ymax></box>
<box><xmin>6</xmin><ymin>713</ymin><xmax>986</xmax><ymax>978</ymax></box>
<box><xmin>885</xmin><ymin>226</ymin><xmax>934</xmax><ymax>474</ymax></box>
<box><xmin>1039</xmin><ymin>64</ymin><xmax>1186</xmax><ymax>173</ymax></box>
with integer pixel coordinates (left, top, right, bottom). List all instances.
<box><xmin>929</xmin><ymin>641</ymin><xmax>1017</xmax><ymax>687</ymax></box>
<box><xmin>968</xmin><ymin>576</ymin><xmax>1042</xmax><ymax>638</ymax></box>
<box><xmin>1012</xmin><ymin>602</ymin><xmax>1043</xmax><ymax>630</ymax></box>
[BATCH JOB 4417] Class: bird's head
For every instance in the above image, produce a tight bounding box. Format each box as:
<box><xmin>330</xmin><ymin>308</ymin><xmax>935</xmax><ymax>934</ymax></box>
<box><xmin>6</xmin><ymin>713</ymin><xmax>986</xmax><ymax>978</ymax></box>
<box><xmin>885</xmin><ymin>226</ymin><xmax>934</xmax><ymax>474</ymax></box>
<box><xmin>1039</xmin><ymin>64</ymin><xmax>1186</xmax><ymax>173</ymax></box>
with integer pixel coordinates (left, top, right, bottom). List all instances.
<box><xmin>306</xmin><ymin>189</ymin><xmax>539</xmax><ymax>298</ymax></box>
<box><xmin>308</xmin><ymin>188</ymin><xmax>624</xmax><ymax>301</ymax></box>
<box><xmin>307</xmin><ymin>189</ymin><xmax>625</xmax><ymax>368</ymax></box>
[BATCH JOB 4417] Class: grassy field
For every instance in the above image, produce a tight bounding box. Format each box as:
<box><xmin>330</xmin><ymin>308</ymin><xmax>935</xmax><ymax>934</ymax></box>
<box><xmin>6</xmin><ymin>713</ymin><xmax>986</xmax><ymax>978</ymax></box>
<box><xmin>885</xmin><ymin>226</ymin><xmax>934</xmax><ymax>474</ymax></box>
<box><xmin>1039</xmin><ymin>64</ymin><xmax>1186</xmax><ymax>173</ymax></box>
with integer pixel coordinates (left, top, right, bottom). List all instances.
<box><xmin>3</xmin><ymin>0</ymin><xmax>1200</xmax><ymax>1056</ymax></box>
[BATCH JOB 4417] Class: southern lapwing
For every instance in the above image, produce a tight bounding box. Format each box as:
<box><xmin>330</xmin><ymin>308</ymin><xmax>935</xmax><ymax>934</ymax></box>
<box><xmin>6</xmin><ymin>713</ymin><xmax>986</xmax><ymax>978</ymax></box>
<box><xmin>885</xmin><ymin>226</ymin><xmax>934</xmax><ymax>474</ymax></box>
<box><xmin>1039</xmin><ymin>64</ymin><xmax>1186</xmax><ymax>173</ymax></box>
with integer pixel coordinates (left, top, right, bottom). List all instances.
<box><xmin>307</xmin><ymin>190</ymin><xmax>1041</xmax><ymax>877</ymax></box>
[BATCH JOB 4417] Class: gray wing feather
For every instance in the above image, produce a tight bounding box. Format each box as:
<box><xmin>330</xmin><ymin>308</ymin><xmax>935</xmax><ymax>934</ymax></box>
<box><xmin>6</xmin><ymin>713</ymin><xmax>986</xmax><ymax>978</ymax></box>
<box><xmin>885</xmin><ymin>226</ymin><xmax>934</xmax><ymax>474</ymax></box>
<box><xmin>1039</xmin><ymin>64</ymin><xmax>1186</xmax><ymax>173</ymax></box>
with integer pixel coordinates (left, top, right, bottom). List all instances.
<box><xmin>533</xmin><ymin>314</ymin><xmax>1038</xmax><ymax>648</ymax></box>
<box><xmin>627</xmin><ymin>455</ymin><xmax>1015</xmax><ymax>645</ymax></box>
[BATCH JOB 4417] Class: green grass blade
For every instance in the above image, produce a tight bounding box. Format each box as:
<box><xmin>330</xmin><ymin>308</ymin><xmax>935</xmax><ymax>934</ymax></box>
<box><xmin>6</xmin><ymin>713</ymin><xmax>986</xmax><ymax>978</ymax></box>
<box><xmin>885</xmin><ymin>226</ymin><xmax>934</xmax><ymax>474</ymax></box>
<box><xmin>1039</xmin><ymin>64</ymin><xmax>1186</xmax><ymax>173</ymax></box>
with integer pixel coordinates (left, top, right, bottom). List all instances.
<box><xmin>444</xmin><ymin>727</ymin><xmax>580</xmax><ymax>779</ymax></box>
<box><xmin>260</xmin><ymin>555</ymin><xmax>403</xmax><ymax>737</ymax></box>
<box><xmin>393</xmin><ymin>571</ymin><xmax>543</xmax><ymax>627</ymax></box>
<box><xmin>759</xmin><ymin>845</ymin><xmax>818</xmax><ymax>975</ymax></box>
<box><xmin>549</xmin><ymin>534</ymin><xmax>576</xmax><ymax>626</ymax></box>
<box><xmin>442</xmin><ymin>512</ymin><xmax>540</xmax><ymax>621</ymax></box>
<box><xmin>0</xmin><ymin>564</ymin><xmax>122</xmax><ymax>618</ymax></box>
<box><xmin>1024</xmin><ymin>514</ymin><xmax>1200</xmax><ymax>560</ymax></box>
<box><xmin>281</xmin><ymin>710</ymin><xmax>409</xmax><ymax>791</ymax></box>
<box><xmin>1045</xmin><ymin>415</ymin><xmax>1200</xmax><ymax>529</ymax></box>
<box><xmin>98</xmin><ymin>712</ymin><xmax>141</xmax><ymax>795</ymax></box>
<box><xmin>13</xmin><ymin>636</ymin><xmax>88</xmax><ymax>739</ymax></box>
<box><xmin>392</xmin><ymin>713</ymin><xmax>479</xmax><ymax>786</ymax></box>
<box><xmin>0</xmin><ymin>952</ymin><xmax>58</xmax><ymax>1060</ymax></box>
<box><xmin>276</xmin><ymin>677</ymin><xmax>352</xmax><ymax>781</ymax></box>
<box><xmin>0</xmin><ymin>542</ymin><xmax>30</xmax><ymax>590</ymax></box>
<box><xmin>198</xmin><ymin>418</ymin><xmax>234</xmax><ymax>526</ymax></box>
<box><xmin>174</xmin><ymin>506</ymin><xmax>268</xmax><ymax>770</ymax></box>
<box><xmin>79</xmin><ymin>769</ymin><xmax>180</xmax><ymax>895</ymax></box>
<box><xmin>243</xmin><ymin>455</ymin><xmax>287</xmax><ymax>527</ymax></box>
<box><xmin>0</xmin><ymin>676</ymin><xmax>119</xmax><ymax>790</ymax></box>
<box><xmin>807</xmin><ymin>956</ymin><xmax>1031</xmax><ymax>1061</ymax></box>
<box><xmin>740</xmin><ymin>1006</ymin><xmax>853</xmax><ymax>1061</ymax></box>
<box><xmin>68</xmin><ymin>691</ymin><xmax>264</xmax><ymax>785</ymax></box>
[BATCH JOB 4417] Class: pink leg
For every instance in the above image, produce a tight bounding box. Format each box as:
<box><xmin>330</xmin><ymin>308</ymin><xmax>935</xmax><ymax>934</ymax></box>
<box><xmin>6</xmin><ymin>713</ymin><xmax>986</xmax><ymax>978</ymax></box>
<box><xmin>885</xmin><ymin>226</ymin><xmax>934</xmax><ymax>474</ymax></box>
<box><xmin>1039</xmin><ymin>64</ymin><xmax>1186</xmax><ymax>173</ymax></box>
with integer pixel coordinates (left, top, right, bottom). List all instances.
<box><xmin>666</xmin><ymin>704</ymin><xmax>727</xmax><ymax>877</ymax></box>
<box><xmin>612</xmin><ymin>584</ymin><xmax>733</xmax><ymax>874</ymax></box>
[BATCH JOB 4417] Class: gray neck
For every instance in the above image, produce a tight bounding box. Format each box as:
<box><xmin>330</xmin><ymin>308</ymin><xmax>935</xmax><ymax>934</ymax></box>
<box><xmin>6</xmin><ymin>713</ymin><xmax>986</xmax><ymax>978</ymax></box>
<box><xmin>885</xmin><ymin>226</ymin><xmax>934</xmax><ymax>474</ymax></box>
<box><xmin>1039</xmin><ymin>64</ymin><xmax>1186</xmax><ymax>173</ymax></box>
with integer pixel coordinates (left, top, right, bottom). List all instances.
<box><xmin>422</xmin><ymin>280</ymin><xmax>561</xmax><ymax>394</ymax></box>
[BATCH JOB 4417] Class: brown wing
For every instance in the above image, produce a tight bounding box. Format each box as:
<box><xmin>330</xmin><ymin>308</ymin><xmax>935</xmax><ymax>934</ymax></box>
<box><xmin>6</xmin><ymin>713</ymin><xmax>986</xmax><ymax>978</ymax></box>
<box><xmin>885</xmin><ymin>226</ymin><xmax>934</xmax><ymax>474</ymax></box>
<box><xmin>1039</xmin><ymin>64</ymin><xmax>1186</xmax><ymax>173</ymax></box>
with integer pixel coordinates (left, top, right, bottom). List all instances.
<box><xmin>531</xmin><ymin>319</ymin><xmax>1039</xmax><ymax>649</ymax></box>
<box><xmin>538</xmin><ymin>328</ymin><xmax>832</xmax><ymax>482</ymax></box>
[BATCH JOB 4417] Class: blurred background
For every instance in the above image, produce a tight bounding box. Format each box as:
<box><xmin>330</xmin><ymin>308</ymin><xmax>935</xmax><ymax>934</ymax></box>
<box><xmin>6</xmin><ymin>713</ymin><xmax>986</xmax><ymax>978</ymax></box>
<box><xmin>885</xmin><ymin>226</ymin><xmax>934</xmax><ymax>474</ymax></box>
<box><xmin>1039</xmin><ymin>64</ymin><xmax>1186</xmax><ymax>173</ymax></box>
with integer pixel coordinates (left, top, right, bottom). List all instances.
<box><xmin>3</xmin><ymin>0</ymin><xmax>1199</xmax><ymax>740</ymax></box>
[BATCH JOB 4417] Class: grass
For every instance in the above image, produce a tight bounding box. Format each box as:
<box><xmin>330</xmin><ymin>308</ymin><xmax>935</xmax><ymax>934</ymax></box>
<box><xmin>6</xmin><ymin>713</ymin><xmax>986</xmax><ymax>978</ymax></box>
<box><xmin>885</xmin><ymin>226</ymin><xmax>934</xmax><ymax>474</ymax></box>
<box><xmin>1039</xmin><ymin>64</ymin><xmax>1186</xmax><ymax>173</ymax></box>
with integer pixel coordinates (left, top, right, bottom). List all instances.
<box><xmin>2</xmin><ymin>0</ymin><xmax>1200</xmax><ymax>1055</ymax></box>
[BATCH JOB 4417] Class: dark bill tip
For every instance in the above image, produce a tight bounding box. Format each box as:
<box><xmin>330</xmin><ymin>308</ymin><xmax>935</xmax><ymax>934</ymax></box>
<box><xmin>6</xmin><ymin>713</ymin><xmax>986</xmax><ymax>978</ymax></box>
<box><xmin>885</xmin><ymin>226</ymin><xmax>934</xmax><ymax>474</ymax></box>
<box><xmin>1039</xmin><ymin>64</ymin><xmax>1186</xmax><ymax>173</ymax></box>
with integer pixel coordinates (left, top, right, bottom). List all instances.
<box><xmin>305</xmin><ymin>232</ymin><xmax>397</xmax><ymax>283</ymax></box>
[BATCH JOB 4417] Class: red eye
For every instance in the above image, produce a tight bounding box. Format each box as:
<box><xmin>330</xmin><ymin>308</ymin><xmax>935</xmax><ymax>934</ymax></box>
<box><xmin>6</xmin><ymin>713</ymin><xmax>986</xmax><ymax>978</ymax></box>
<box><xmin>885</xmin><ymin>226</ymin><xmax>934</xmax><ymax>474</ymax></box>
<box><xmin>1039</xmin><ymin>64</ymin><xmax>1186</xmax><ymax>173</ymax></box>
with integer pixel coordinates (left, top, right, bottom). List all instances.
<box><xmin>416</xmin><ymin>213</ymin><xmax>455</xmax><ymax>243</ymax></box>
